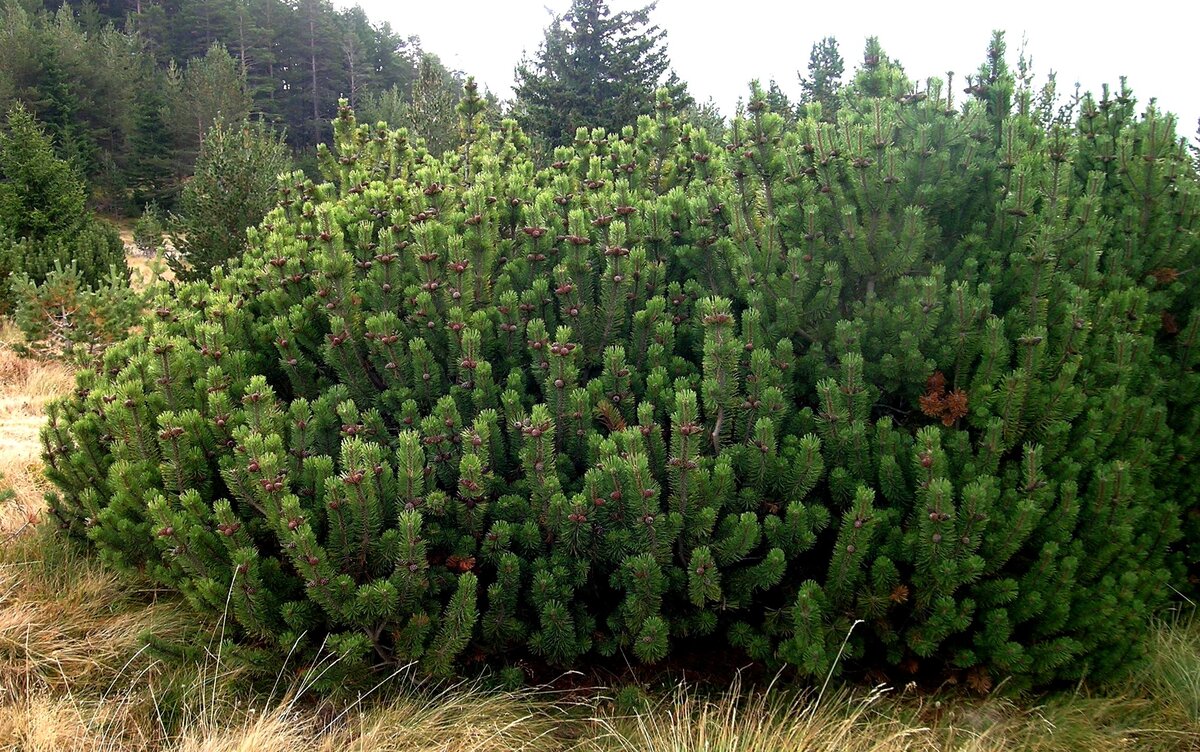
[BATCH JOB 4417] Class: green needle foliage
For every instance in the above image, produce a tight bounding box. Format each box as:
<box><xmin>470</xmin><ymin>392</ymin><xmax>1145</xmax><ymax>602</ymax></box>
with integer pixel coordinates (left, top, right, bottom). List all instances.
<box><xmin>43</xmin><ymin>36</ymin><xmax>1199</xmax><ymax>692</ymax></box>
<box><xmin>0</xmin><ymin>103</ymin><xmax>87</xmax><ymax>243</ymax></box>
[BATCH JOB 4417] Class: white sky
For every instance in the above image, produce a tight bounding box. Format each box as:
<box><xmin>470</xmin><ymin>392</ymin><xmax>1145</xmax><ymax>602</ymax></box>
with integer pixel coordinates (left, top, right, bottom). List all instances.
<box><xmin>344</xmin><ymin>0</ymin><xmax>1198</xmax><ymax>141</ymax></box>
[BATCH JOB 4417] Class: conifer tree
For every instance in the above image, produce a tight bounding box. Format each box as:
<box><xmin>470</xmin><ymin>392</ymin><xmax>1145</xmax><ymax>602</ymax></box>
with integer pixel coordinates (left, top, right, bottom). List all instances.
<box><xmin>11</xmin><ymin>261</ymin><xmax>144</xmax><ymax>361</ymax></box>
<box><xmin>4</xmin><ymin>0</ymin><xmax>437</xmax><ymax>198</ymax></box>
<box><xmin>0</xmin><ymin>103</ymin><xmax>86</xmax><ymax>242</ymax></box>
<box><xmin>0</xmin><ymin>104</ymin><xmax>125</xmax><ymax>305</ymax></box>
<box><xmin>168</xmin><ymin>42</ymin><xmax>252</xmax><ymax>161</ymax></box>
<box><xmin>513</xmin><ymin>0</ymin><xmax>690</xmax><ymax>146</ymax></box>
<box><xmin>799</xmin><ymin>35</ymin><xmax>844</xmax><ymax>120</ymax></box>
<box><xmin>167</xmin><ymin>116</ymin><xmax>288</xmax><ymax>280</ymax></box>
<box><xmin>403</xmin><ymin>54</ymin><xmax>461</xmax><ymax>158</ymax></box>
<box><xmin>127</xmin><ymin>71</ymin><xmax>177</xmax><ymax>207</ymax></box>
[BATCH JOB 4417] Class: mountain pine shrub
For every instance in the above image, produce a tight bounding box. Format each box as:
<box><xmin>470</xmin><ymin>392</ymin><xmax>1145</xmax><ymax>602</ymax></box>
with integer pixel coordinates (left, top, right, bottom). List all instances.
<box><xmin>42</xmin><ymin>38</ymin><xmax>1199</xmax><ymax>691</ymax></box>
<box><xmin>11</xmin><ymin>262</ymin><xmax>147</xmax><ymax>362</ymax></box>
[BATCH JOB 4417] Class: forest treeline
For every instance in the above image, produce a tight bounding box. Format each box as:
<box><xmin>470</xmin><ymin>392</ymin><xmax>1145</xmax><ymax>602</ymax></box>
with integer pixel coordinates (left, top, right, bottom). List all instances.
<box><xmin>0</xmin><ymin>0</ymin><xmax>866</xmax><ymax>219</ymax></box>
<box><xmin>0</xmin><ymin>0</ymin><xmax>471</xmax><ymax>211</ymax></box>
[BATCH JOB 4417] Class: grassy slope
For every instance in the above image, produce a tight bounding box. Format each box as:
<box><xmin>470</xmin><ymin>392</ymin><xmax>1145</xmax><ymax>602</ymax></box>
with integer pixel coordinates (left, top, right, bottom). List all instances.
<box><xmin>0</xmin><ymin>327</ymin><xmax>1196</xmax><ymax>751</ymax></box>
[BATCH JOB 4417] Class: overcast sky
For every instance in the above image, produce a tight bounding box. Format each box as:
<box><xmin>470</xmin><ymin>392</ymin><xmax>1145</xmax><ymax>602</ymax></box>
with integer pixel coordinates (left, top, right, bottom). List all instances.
<box><xmin>343</xmin><ymin>0</ymin><xmax>1197</xmax><ymax>140</ymax></box>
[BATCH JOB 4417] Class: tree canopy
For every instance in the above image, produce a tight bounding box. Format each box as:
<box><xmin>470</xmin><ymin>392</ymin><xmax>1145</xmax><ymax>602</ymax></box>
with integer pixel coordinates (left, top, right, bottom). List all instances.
<box><xmin>0</xmin><ymin>0</ymin><xmax>467</xmax><ymax>210</ymax></box>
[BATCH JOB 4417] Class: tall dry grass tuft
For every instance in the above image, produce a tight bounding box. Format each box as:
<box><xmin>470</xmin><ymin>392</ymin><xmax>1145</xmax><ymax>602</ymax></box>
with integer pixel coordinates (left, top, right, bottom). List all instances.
<box><xmin>0</xmin><ymin>692</ymin><xmax>162</xmax><ymax>752</ymax></box>
<box><xmin>336</xmin><ymin>685</ymin><xmax>560</xmax><ymax>752</ymax></box>
<box><xmin>163</xmin><ymin>680</ymin><xmax>568</xmax><ymax>752</ymax></box>
<box><xmin>167</xmin><ymin>708</ymin><xmax>320</xmax><ymax>752</ymax></box>
<box><xmin>1136</xmin><ymin>611</ymin><xmax>1200</xmax><ymax>727</ymax></box>
<box><xmin>583</xmin><ymin>679</ymin><xmax>932</xmax><ymax>752</ymax></box>
<box><xmin>0</xmin><ymin>529</ymin><xmax>194</xmax><ymax>699</ymax></box>
<box><xmin>928</xmin><ymin>693</ymin><xmax>1197</xmax><ymax>752</ymax></box>
<box><xmin>0</xmin><ymin>672</ymin><xmax>573</xmax><ymax>752</ymax></box>
<box><xmin>581</xmin><ymin>675</ymin><xmax>1200</xmax><ymax>752</ymax></box>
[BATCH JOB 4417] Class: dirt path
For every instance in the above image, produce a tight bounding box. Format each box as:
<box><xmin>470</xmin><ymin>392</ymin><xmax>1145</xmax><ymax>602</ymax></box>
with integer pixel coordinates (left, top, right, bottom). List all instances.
<box><xmin>118</xmin><ymin>228</ymin><xmax>176</xmax><ymax>289</ymax></box>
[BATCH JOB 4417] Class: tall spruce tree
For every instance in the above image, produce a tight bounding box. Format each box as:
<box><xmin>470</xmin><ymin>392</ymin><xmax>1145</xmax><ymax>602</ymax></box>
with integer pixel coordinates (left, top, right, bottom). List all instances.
<box><xmin>0</xmin><ymin>3</ymin><xmax>142</xmax><ymax>203</ymax></box>
<box><xmin>764</xmin><ymin>79</ymin><xmax>796</xmax><ymax>123</ymax></box>
<box><xmin>403</xmin><ymin>53</ymin><xmax>461</xmax><ymax>158</ymax></box>
<box><xmin>513</xmin><ymin>0</ymin><xmax>690</xmax><ymax>146</ymax></box>
<box><xmin>167</xmin><ymin>42</ymin><xmax>252</xmax><ymax>161</ymax></box>
<box><xmin>127</xmin><ymin>67</ymin><xmax>176</xmax><ymax>207</ymax></box>
<box><xmin>0</xmin><ymin>103</ymin><xmax>86</xmax><ymax>242</ymax></box>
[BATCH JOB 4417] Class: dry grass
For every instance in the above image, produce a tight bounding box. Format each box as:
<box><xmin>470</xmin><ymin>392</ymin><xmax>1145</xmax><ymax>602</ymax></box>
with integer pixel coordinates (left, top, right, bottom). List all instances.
<box><xmin>292</xmin><ymin>687</ymin><xmax>562</xmax><ymax>751</ymax></box>
<box><xmin>0</xmin><ymin>530</ymin><xmax>193</xmax><ymax>698</ymax></box>
<box><xmin>308</xmin><ymin>682</ymin><xmax>567</xmax><ymax>752</ymax></box>
<box><xmin>2</xmin><ymin>672</ymin><xmax>1197</xmax><ymax>752</ymax></box>
<box><xmin>0</xmin><ymin>671</ymin><xmax>571</xmax><ymax>752</ymax></box>
<box><xmin>0</xmin><ymin>692</ymin><xmax>161</xmax><ymax>752</ymax></box>
<box><xmin>583</xmin><ymin>680</ymin><xmax>930</xmax><ymax>752</ymax></box>
<box><xmin>1136</xmin><ymin>611</ymin><xmax>1200</xmax><ymax>727</ymax></box>
<box><xmin>126</xmin><ymin>253</ymin><xmax>174</xmax><ymax>290</ymax></box>
<box><xmin>580</xmin><ymin>678</ymin><xmax>1200</xmax><ymax>752</ymax></box>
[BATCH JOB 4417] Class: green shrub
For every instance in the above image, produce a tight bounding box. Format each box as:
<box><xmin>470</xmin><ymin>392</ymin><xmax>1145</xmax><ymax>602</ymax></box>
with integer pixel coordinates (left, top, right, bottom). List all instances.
<box><xmin>6</xmin><ymin>217</ymin><xmax>127</xmax><ymax>282</ymax></box>
<box><xmin>42</xmin><ymin>38</ymin><xmax>1199</xmax><ymax>691</ymax></box>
